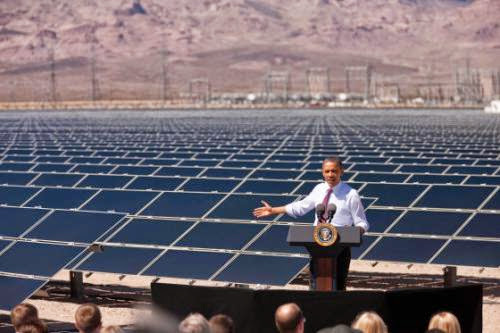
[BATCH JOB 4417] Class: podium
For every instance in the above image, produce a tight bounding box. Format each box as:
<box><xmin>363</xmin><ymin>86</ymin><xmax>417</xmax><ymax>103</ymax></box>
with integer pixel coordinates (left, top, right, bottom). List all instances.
<box><xmin>287</xmin><ymin>225</ymin><xmax>362</xmax><ymax>291</ymax></box>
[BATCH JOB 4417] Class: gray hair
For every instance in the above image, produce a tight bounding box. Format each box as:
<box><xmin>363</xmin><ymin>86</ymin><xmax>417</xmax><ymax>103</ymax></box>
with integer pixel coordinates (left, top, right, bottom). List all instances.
<box><xmin>178</xmin><ymin>313</ymin><xmax>210</xmax><ymax>333</ymax></box>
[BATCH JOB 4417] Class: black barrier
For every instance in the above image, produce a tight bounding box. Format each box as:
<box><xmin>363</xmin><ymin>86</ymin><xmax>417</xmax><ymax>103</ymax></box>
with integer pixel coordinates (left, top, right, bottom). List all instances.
<box><xmin>151</xmin><ymin>283</ymin><xmax>482</xmax><ymax>333</ymax></box>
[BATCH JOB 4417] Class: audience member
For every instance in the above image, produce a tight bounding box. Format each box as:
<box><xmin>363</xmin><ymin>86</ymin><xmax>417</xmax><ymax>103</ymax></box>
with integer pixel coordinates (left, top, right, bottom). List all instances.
<box><xmin>274</xmin><ymin>303</ymin><xmax>305</xmax><ymax>333</ymax></box>
<box><xmin>317</xmin><ymin>324</ymin><xmax>362</xmax><ymax>333</ymax></box>
<box><xmin>209</xmin><ymin>314</ymin><xmax>234</xmax><ymax>333</ymax></box>
<box><xmin>428</xmin><ymin>312</ymin><xmax>461</xmax><ymax>333</ymax></box>
<box><xmin>351</xmin><ymin>311</ymin><xmax>388</xmax><ymax>333</ymax></box>
<box><xmin>75</xmin><ymin>303</ymin><xmax>102</xmax><ymax>333</ymax></box>
<box><xmin>15</xmin><ymin>323</ymin><xmax>47</xmax><ymax>333</ymax></box>
<box><xmin>101</xmin><ymin>326</ymin><xmax>124</xmax><ymax>333</ymax></box>
<box><xmin>11</xmin><ymin>303</ymin><xmax>47</xmax><ymax>333</ymax></box>
<box><xmin>178</xmin><ymin>313</ymin><xmax>210</xmax><ymax>333</ymax></box>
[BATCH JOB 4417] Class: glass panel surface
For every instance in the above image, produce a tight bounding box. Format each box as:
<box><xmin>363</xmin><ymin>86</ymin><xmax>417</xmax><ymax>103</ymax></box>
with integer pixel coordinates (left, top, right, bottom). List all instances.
<box><xmin>110</xmin><ymin>219</ymin><xmax>193</xmax><ymax>246</ymax></box>
<box><xmin>433</xmin><ymin>240</ymin><xmax>500</xmax><ymax>267</ymax></box>
<box><xmin>360</xmin><ymin>184</ymin><xmax>427</xmax><ymax>207</ymax></box>
<box><xmin>0</xmin><ymin>172</ymin><xmax>38</xmax><ymax>185</ymax></box>
<box><xmin>32</xmin><ymin>164</ymin><xmax>73</xmax><ymax>172</ymax></box>
<box><xmin>247</xmin><ymin>225</ymin><xmax>307</xmax><ymax>254</ymax></box>
<box><xmin>142</xmin><ymin>192</ymin><xmax>225</xmax><ymax>218</ymax></box>
<box><xmin>200</xmin><ymin>168</ymin><xmax>251</xmax><ymax>179</ymax></box>
<box><xmin>363</xmin><ymin>237</ymin><xmax>445</xmax><ymax>263</ymax></box>
<box><xmin>0</xmin><ymin>186</ymin><xmax>41</xmax><ymax>206</ymax></box>
<box><xmin>207</xmin><ymin>194</ymin><xmax>297</xmax><ymax>221</ymax></box>
<box><xmin>26</xmin><ymin>211</ymin><xmax>125</xmax><ymax>243</ymax></box>
<box><xmin>111</xmin><ymin>166</ymin><xmax>159</xmax><ymax>175</ymax></box>
<box><xmin>0</xmin><ymin>276</ymin><xmax>47</xmax><ymax>311</ymax></box>
<box><xmin>389</xmin><ymin>211</ymin><xmax>469</xmax><ymax>235</ymax></box>
<box><xmin>0</xmin><ymin>242</ymin><xmax>84</xmax><ymax>277</ymax></box>
<box><xmin>214</xmin><ymin>255</ymin><xmax>308</xmax><ymax>285</ymax></box>
<box><xmin>180</xmin><ymin>179</ymin><xmax>240</xmax><ymax>193</ymax></box>
<box><xmin>32</xmin><ymin>173</ymin><xmax>84</xmax><ymax>187</ymax></box>
<box><xmin>407</xmin><ymin>174</ymin><xmax>466</xmax><ymax>184</ymax></box>
<box><xmin>143</xmin><ymin>250</ymin><xmax>232</xmax><ymax>280</ymax></box>
<box><xmin>0</xmin><ymin>207</ymin><xmax>49</xmax><ymax>237</ymax></box>
<box><xmin>25</xmin><ymin>188</ymin><xmax>97</xmax><ymax>209</ymax></box>
<box><xmin>77</xmin><ymin>246</ymin><xmax>162</xmax><ymax>274</ymax></box>
<box><xmin>155</xmin><ymin>167</ymin><xmax>204</xmax><ymax>177</ymax></box>
<box><xmin>364</xmin><ymin>209</ymin><xmax>403</xmax><ymax>233</ymax></box>
<box><xmin>126</xmin><ymin>176</ymin><xmax>185</xmax><ymax>191</ymax></box>
<box><xmin>459</xmin><ymin>213</ymin><xmax>500</xmax><ymax>238</ymax></box>
<box><xmin>77</xmin><ymin>175</ymin><xmax>134</xmax><ymax>189</ymax></box>
<box><xmin>483</xmin><ymin>192</ymin><xmax>500</xmax><ymax>210</ymax></box>
<box><xmin>176</xmin><ymin>222</ymin><xmax>265</xmax><ymax>250</ymax></box>
<box><xmin>82</xmin><ymin>190</ymin><xmax>159</xmax><ymax>214</ymax></box>
<box><xmin>236</xmin><ymin>180</ymin><xmax>300</xmax><ymax>194</ymax></box>
<box><xmin>414</xmin><ymin>186</ymin><xmax>494</xmax><ymax>209</ymax></box>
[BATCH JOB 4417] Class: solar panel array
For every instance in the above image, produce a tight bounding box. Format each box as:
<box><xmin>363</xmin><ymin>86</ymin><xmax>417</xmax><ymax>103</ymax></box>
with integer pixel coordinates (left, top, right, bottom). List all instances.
<box><xmin>0</xmin><ymin>109</ymin><xmax>498</xmax><ymax>310</ymax></box>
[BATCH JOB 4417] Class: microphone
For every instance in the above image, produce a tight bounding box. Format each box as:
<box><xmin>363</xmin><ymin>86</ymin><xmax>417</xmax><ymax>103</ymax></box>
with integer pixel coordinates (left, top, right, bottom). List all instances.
<box><xmin>315</xmin><ymin>203</ymin><xmax>325</xmax><ymax>222</ymax></box>
<box><xmin>326</xmin><ymin>203</ymin><xmax>337</xmax><ymax>223</ymax></box>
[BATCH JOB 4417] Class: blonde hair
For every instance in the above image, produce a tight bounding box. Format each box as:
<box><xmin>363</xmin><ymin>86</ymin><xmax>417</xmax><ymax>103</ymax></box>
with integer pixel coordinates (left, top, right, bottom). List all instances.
<box><xmin>428</xmin><ymin>312</ymin><xmax>461</xmax><ymax>333</ymax></box>
<box><xmin>352</xmin><ymin>311</ymin><xmax>388</xmax><ymax>333</ymax></box>
<box><xmin>101</xmin><ymin>326</ymin><xmax>123</xmax><ymax>333</ymax></box>
<box><xmin>178</xmin><ymin>313</ymin><xmax>210</xmax><ymax>333</ymax></box>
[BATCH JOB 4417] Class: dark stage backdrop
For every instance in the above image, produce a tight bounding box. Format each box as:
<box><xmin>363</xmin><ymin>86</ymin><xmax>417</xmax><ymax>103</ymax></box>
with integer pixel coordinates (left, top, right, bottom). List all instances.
<box><xmin>151</xmin><ymin>283</ymin><xmax>482</xmax><ymax>333</ymax></box>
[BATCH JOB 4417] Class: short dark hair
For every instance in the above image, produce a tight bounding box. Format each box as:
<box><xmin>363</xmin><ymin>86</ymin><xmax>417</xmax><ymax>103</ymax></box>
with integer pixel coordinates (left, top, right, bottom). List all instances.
<box><xmin>209</xmin><ymin>314</ymin><xmax>234</xmax><ymax>333</ymax></box>
<box><xmin>75</xmin><ymin>303</ymin><xmax>102</xmax><ymax>333</ymax></box>
<box><xmin>323</xmin><ymin>156</ymin><xmax>343</xmax><ymax>169</ymax></box>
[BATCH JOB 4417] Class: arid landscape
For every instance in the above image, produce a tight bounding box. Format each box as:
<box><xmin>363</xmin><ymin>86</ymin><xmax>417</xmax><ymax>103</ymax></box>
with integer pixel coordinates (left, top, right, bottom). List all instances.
<box><xmin>0</xmin><ymin>0</ymin><xmax>499</xmax><ymax>100</ymax></box>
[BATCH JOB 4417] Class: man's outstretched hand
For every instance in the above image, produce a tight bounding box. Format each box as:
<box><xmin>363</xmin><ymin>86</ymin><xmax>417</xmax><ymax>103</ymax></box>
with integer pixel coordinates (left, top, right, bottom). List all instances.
<box><xmin>253</xmin><ymin>200</ymin><xmax>273</xmax><ymax>218</ymax></box>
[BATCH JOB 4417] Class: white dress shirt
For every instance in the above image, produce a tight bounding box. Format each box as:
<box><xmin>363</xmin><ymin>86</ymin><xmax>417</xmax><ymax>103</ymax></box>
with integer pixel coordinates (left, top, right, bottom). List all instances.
<box><xmin>285</xmin><ymin>181</ymin><xmax>369</xmax><ymax>231</ymax></box>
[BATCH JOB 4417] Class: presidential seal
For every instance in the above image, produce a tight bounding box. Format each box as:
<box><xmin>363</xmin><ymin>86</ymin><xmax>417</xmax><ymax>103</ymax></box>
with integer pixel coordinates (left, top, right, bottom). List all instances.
<box><xmin>313</xmin><ymin>224</ymin><xmax>338</xmax><ymax>247</ymax></box>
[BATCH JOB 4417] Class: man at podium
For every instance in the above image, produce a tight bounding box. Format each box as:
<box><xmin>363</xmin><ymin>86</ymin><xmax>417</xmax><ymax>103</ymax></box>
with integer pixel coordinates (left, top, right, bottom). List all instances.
<box><xmin>253</xmin><ymin>156</ymin><xmax>369</xmax><ymax>290</ymax></box>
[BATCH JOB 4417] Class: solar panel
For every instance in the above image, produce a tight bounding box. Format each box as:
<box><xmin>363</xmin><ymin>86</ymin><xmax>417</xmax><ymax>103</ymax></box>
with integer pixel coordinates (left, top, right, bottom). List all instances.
<box><xmin>0</xmin><ymin>276</ymin><xmax>47</xmax><ymax>311</ymax></box>
<box><xmin>176</xmin><ymin>222</ymin><xmax>265</xmax><ymax>250</ymax></box>
<box><xmin>0</xmin><ymin>207</ymin><xmax>50</xmax><ymax>237</ymax></box>
<box><xmin>143</xmin><ymin>250</ymin><xmax>233</xmax><ymax>279</ymax></box>
<box><xmin>388</xmin><ymin>211</ymin><xmax>470</xmax><ymax>235</ymax></box>
<box><xmin>214</xmin><ymin>255</ymin><xmax>308</xmax><ymax>285</ymax></box>
<box><xmin>25</xmin><ymin>187</ymin><xmax>97</xmax><ymax>209</ymax></box>
<box><xmin>82</xmin><ymin>190</ymin><xmax>159</xmax><ymax>214</ymax></box>
<box><xmin>0</xmin><ymin>242</ymin><xmax>85</xmax><ymax>277</ymax></box>
<box><xmin>76</xmin><ymin>246</ymin><xmax>162</xmax><ymax>274</ymax></box>
<box><xmin>25</xmin><ymin>210</ymin><xmax>126</xmax><ymax>243</ymax></box>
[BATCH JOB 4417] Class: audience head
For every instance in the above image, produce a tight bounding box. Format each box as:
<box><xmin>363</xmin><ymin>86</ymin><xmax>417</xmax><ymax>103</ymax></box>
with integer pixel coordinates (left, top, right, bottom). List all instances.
<box><xmin>178</xmin><ymin>313</ymin><xmax>210</xmax><ymax>333</ymax></box>
<box><xmin>317</xmin><ymin>324</ymin><xmax>362</xmax><ymax>333</ymax></box>
<box><xmin>275</xmin><ymin>303</ymin><xmax>305</xmax><ymax>333</ymax></box>
<box><xmin>209</xmin><ymin>314</ymin><xmax>234</xmax><ymax>333</ymax></box>
<box><xmin>11</xmin><ymin>303</ymin><xmax>39</xmax><ymax>330</ymax></box>
<box><xmin>101</xmin><ymin>326</ymin><xmax>124</xmax><ymax>333</ymax></box>
<box><xmin>15</xmin><ymin>323</ymin><xmax>47</xmax><ymax>333</ymax></box>
<box><xmin>351</xmin><ymin>311</ymin><xmax>388</xmax><ymax>333</ymax></box>
<box><xmin>426</xmin><ymin>329</ymin><xmax>446</xmax><ymax>333</ymax></box>
<box><xmin>428</xmin><ymin>312</ymin><xmax>461</xmax><ymax>333</ymax></box>
<box><xmin>75</xmin><ymin>303</ymin><xmax>102</xmax><ymax>333</ymax></box>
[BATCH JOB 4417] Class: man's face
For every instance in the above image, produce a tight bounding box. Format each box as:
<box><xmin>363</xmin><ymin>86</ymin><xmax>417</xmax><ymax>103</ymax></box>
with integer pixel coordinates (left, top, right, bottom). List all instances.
<box><xmin>322</xmin><ymin>161</ymin><xmax>343</xmax><ymax>187</ymax></box>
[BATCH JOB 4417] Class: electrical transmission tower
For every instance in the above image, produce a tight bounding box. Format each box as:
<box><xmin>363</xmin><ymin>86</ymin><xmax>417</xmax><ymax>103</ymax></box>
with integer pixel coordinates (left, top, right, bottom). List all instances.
<box><xmin>49</xmin><ymin>46</ymin><xmax>57</xmax><ymax>103</ymax></box>
<box><xmin>161</xmin><ymin>32</ymin><xmax>168</xmax><ymax>102</ymax></box>
<box><xmin>345</xmin><ymin>65</ymin><xmax>372</xmax><ymax>102</ymax></box>
<box><xmin>455</xmin><ymin>58</ymin><xmax>483</xmax><ymax>104</ymax></box>
<box><xmin>89</xmin><ymin>27</ymin><xmax>100</xmax><ymax>102</ymax></box>
<box><xmin>306</xmin><ymin>67</ymin><xmax>330</xmax><ymax>98</ymax></box>
<box><xmin>189</xmin><ymin>78</ymin><xmax>211</xmax><ymax>104</ymax></box>
<box><xmin>264</xmin><ymin>71</ymin><xmax>290</xmax><ymax>103</ymax></box>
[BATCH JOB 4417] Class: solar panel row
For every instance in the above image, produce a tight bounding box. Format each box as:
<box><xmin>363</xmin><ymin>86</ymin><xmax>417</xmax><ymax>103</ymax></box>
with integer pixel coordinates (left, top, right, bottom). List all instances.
<box><xmin>0</xmin><ymin>109</ymin><xmax>498</xmax><ymax>310</ymax></box>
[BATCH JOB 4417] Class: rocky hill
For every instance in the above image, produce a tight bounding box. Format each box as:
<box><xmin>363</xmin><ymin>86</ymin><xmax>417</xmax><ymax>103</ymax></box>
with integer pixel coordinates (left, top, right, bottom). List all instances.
<box><xmin>0</xmin><ymin>0</ymin><xmax>498</xmax><ymax>100</ymax></box>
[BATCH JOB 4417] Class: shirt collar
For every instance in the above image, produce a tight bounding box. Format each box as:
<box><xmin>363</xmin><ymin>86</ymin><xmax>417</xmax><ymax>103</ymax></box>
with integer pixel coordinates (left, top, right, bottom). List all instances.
<box><xmin>324</xmin><ymin>181</ymin><xmax>342</xmax><ymax>193</ymax></box>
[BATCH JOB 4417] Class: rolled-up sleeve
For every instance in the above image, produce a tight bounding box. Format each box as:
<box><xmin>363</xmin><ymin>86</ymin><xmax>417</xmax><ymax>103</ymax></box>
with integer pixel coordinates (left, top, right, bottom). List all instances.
<box><xmin>285</xmin><ymin>191</ymin><xmax>317</xmax><ymax>219</ymax></box>
<box><xmin>349</xmin><ymin>191</ymin><xmax>369</xmax><ymax>232</ymax></box>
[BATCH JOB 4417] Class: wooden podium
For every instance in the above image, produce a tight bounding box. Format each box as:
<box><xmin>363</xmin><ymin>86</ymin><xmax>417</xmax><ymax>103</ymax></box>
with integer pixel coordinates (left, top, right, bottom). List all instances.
<box><xmin>287</xmin><ymin>225</ymin><xmax>362</xmax><ymax>291</ymax></box>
